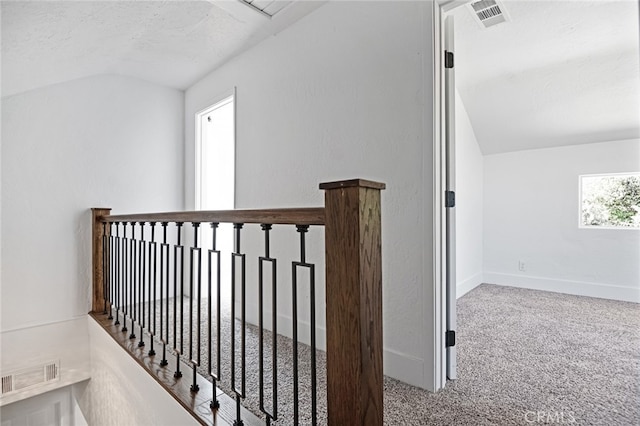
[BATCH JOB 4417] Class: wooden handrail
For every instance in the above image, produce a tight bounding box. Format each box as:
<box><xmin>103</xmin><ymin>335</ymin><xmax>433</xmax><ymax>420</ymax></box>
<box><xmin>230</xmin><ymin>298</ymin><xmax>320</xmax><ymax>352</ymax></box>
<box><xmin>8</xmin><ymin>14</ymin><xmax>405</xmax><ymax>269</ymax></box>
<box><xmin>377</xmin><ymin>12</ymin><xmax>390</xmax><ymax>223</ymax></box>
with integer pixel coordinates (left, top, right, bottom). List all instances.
<box><xmin>91</xmin><ymin>178</ymin><xmax>385</xmax><ymax>426</ymax></box>
<box><xmin>100</xmin><ymin>207</ymin><xmax>325</xmax><ymax>226</ymax></box>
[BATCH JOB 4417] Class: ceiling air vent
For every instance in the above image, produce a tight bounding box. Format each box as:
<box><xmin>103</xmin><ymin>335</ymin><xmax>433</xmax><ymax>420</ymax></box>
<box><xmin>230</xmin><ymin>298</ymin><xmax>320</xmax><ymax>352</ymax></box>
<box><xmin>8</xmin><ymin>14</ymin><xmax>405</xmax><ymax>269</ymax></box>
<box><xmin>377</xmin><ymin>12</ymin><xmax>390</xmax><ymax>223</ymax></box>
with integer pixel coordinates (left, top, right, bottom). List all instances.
<box><xmin>1</xmin><ymin>361</ymin><xmax>60</xmax><ymax>397</ymax></box>
<box><xmin>468</xmin><ymin>0</ymin><xmax>510</xmax><ymax>29</ymax></box>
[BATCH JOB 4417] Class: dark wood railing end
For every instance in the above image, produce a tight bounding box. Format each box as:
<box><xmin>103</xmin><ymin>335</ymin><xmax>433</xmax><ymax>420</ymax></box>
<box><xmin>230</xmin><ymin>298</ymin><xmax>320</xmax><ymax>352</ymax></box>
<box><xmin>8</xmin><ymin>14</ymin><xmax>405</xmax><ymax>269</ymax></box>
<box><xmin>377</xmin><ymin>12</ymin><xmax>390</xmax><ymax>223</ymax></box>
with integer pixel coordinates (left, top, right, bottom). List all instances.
<box><xmin>322</xmin><ymin>179</ymin><xmax>385</xmax><ymax>425</ymax></box>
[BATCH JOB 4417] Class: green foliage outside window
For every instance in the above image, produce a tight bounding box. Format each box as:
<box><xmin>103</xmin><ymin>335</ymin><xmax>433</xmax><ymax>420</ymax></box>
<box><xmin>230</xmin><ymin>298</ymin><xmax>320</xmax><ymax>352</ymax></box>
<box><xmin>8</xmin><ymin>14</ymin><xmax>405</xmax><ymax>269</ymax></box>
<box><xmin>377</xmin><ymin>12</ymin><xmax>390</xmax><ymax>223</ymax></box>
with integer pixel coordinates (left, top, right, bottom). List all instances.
<box><xmin>581</xmin><ymin>174</ymin><xmax>640</xmax><ymax>228</ymax></box>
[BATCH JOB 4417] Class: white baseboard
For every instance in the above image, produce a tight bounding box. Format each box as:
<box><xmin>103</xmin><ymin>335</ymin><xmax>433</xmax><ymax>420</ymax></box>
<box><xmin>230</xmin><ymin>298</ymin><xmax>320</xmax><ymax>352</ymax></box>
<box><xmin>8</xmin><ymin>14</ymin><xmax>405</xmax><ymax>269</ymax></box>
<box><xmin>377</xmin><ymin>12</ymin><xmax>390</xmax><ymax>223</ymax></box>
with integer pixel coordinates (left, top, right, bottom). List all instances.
<box><xmin>382</xmin><ymin>348</ymin><xmax>425</xmax><ymax>389</ymax></box>
<box><xmin>242</xmin><ymin>301</ymin><xmax>327</xmax><ymax>351</ymax></box>
<box><xmin>242</xmin><ymin>303</ymin><xmax>427</xmax><ymax>389</ymax></box>
<box><xmin>456</xmin><ymin>273</ymin><xmax>483</xmax><ymax>299</ymax></box>
<box><xmin>483</xmin><ymin>272</ymin><xmax>640</xmax><ymax>303</ymax></box>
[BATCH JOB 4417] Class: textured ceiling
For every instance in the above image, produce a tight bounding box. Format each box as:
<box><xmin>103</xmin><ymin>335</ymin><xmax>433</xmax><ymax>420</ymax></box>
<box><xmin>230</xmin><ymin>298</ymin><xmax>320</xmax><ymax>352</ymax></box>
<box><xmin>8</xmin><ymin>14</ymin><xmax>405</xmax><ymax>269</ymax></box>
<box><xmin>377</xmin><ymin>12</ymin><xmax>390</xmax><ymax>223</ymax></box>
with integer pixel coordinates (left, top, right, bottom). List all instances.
<box><xmin>3</xmin><ymin>1</ymin><xmax>638</xmax><ymax>155</ymax></box>
<box><xmin>0</xmin><ymin>0</ymin><xmax>324</xmax><ymax>97</ymax></box>
<box><xmin>453</xmin><ymin>0</ymin><xmax>640</xmax><ymax>154</ymax></box>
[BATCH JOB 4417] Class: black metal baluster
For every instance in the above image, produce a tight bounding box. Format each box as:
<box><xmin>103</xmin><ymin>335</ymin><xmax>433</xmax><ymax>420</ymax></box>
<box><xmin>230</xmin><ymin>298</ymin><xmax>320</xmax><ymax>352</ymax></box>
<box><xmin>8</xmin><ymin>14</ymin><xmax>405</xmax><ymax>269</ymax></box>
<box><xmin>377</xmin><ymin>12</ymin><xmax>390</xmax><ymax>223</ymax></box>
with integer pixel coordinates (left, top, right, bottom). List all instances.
<box><xmin>108</xmin><ymin>222</ymin><xmax>114</xmax><ymax>320</ymax></box>
<box><xmin>148</xmin><ymin>222</ymin><xmax>157</xmax><ymax>357</ymax></box>
<box><xmin>215</xmin><ymin>225</ymin><xmax>222</xmax><ymax>391</ymax></box>
<box><xmin>162</xmin><ymin>222</ymin><xmax>171</xmax><ymax>365</ymax></box>
<box><xmin>188</xmin><ymin>224</ymin><xmax>195</xmax><ymax>364</ymax></box>
<box><xmin>174</xmin><ymin>223</ymin><xmax>184</xmax><ymax>378</ymax></box>
<box><xmin>160</xmin><ymin>222</ymin><xmax>169</xmax><ymax>366</ymax></box>
<box><xmin>292</xmin><ymin>233</ymin><xmax>299</xmax><ymax>425</ymax></box>
<box><xmin>129</xmin><ymin>222</ymin><xmax>136</xmax><ymax>340</ymax></box>
<box><xmin>190</xmin><ymin>223</ymin><xmax>201</xmax><ymax>392</ymax></box>
<box><xmin>259</xmin><ymin>224</ymin><xmax>278</xmax><ymax>425</ymax></box>
<box><xmin>102</xmin><ymin>222</ymin><xmax>109</xmax><ymax>314</ymax></box>
<box><xmin>231</xmin><ymin>223</ymin><xmax>246</xmax><ymax>426</ymax></box>
<box><xmin>209</xmin><ymin>222</ymin><xmax>220</xmax><ymax>410</ymax></box>
<box><xmin>122</xmin><ymin>223</ymin><xmax>128</xmax><ymax>333</ymax></box>
<box><xmin>292</xmin><ymin>225</ymin><xmax>317</xmax><ymax>425</ymax></box>
<box><xmin>307</xmin><ymin>234</ymin><xmax>318</xmax><ymax>426</ymax></box>
<box><xmin>138</xmin><ymin>222</ymin><xmax>146</xmax><ymax>348</ymax></box>
<box><xmin>114</xmin><ymin>223</ymin><xmax>120</xmax><ymax>326</ymax></box>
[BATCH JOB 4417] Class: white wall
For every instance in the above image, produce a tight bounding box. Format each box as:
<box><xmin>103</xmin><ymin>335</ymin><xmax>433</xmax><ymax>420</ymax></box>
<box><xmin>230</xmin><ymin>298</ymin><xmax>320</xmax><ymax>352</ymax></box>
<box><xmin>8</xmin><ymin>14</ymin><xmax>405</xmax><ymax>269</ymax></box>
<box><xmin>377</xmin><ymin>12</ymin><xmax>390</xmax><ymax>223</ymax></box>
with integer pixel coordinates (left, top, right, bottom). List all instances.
<box><xmin>185</xmin><ymin>2</ymin><xmax>436</xmax><ymax>389</ymax></box>
<box><xmin>1</xmin><ymin>75</ymin><xmax>184</xmax><ymax>403</ymax></box>
<box><xmin>0</xmin><ymin>383</ymin><xmax>89</xmax><ymax>426</ymax></box>
<box><xmin>483</xmin><ymin>139</ymin><xmax>640</xmax><ymax>303</ymax></box>
<box><xmin>454</xmin><ymin>90</ymin><xmax>483</xmax><ymax>298</ymax></box>
<box><xmin>76</xmin><ymin>318</ymin><xmax>197</xmax><ymax>426</ymax></box>
<box><xmin>1</xmin><ymin>74</ymin><xmax>184</xmax><ymax>333</ymax></box>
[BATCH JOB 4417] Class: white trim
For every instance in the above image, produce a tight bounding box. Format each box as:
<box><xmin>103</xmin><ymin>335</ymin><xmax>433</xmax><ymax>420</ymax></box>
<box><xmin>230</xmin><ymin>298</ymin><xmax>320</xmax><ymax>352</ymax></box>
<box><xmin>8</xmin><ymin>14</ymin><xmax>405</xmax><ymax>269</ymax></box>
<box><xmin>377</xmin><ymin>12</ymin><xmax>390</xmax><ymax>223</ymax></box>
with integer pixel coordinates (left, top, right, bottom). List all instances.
<box><xmin>212</xmin><ymin>0</ymin><xmax>271</xmax><ymax>22</ymax></box>
<box><xmin>424</xmin><ymin>1</ymin><xmax>446</xmax><ymax>391</ymax></box>
<box><xmin>579</xmin><ymin>225</ymin><xmax>640</xmax><ymax>231</ymax></box>
<box><xmin>431</xmin><ymin>0</ymin><xmax>447</xmax><ymax>392</ymax></box>
<box><xmin>484</xmin><ymin>272</ymin><xmax>640</xmax><ymax>303</ymax></box>
<box><xmin>241</xmin><ymin>302</ymin><xmax>426</xmax><ymax>387</ymax></box>
<box><xmin>579</xmin><ymin>171</ymin><xmax>640</xmax><ymax>179</ymax></box>
<box><xmin>241</xmin><ymin>301</ymin><xmax>327</xmax><ymax>351</ymax></box>
<box><xmin>440</xmin><ymin>0</ymin><xmax>474</xmax><ymax>13</ymax></box>
<box><xmin>1</xmin><ymin>315</ymin><xmax>88</xmax><ymax>335</ymax></box>
<box><xmin>443</xmin><ymin>12</ymin><xmax>457</xmax><ymax>382</ymax></box>
<box><xmin>194</xmin><ymin>87</ymin><xmax>236</xmax><ymax>211</ymax></box>
<box><xmin>383</xmin><ymin>349</ymin><xmax>425</xmax><ymax>389</ymax></box>
<box><xmin>457</xmin><ymin>273</ymin><xmax>483</xmax><ymax>298</ymax></box>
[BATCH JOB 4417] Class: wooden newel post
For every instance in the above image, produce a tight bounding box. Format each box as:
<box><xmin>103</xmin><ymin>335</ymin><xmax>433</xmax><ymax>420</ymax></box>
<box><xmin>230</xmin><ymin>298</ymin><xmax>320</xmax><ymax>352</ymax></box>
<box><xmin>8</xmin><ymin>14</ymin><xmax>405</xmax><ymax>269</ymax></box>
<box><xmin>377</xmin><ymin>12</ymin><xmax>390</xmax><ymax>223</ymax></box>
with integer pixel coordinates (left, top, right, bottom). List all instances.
<box><xmin>91</xmin><ymin>208</ymin><xmax>111</xmax><ymax>313</ymax></box>
<box><xmin>320</xmin><ymin>179</ymin><xmax>386</xmax><ymax>426</ymax></box>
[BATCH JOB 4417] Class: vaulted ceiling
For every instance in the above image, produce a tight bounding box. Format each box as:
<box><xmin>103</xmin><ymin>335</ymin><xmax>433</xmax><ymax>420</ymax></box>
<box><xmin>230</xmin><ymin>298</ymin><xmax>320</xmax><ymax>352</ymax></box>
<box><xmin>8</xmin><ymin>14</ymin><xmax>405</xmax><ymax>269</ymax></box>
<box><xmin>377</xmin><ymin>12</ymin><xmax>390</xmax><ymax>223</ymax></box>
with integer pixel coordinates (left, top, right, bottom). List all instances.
<box><xmin>452</xmin><ymin>0</ymin><xmax>640</xmax><ymax>154</ymax></box>
<box><xmin>0</xmin><ymin>0</ymin><xmax>324</xmax><ymax>97</ymax></box>
<box><xmin>3</xmin><ymin>1</ymin><xmax>638</xmax><ymax>155</ymax></box>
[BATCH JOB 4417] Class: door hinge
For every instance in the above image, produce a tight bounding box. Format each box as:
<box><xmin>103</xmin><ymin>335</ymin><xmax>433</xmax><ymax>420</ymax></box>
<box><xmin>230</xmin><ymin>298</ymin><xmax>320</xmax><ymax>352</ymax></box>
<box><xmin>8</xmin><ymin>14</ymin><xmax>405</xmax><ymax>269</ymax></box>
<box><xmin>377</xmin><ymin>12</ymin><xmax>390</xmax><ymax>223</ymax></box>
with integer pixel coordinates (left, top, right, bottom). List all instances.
<box><xmin>445</xmin><ymin>330</ymin><xmax>456</xmax><ymax>347</ymax></box>
<box><xmin>445</xmin><ymin>191</ymin><xmax>455</xmax><ymax>208</ymax></box>
<box><xmin>445</xmin><ymin>51</ymin><xmax>454</xmax><ymax>69</ymax></box>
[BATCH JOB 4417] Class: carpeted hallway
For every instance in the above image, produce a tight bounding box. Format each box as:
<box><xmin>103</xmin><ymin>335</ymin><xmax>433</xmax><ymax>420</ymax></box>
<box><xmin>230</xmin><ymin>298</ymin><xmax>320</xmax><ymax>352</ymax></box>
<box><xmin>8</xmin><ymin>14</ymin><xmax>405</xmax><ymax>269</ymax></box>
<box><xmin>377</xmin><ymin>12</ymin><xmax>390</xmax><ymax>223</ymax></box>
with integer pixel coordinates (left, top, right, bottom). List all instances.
<box><xmin>383</xmin><ymin>284</ymin><xmax>640</xmax><ymax>425</ymax></box>
<box><xmin>178</xmin><ymin>283</ymin><xmax>639</xmax><ymax>425</ymax></box>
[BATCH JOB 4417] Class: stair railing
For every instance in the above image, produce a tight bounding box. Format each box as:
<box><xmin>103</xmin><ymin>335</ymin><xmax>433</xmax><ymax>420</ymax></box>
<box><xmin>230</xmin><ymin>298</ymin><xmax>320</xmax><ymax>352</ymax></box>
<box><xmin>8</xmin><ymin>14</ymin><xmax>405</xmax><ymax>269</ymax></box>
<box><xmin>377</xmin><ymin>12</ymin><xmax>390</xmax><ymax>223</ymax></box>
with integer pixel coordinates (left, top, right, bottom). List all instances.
<box><xmin>90</xmin><ymin>178</ymin><xmax>385</xmax><ymax>425</ymax></box>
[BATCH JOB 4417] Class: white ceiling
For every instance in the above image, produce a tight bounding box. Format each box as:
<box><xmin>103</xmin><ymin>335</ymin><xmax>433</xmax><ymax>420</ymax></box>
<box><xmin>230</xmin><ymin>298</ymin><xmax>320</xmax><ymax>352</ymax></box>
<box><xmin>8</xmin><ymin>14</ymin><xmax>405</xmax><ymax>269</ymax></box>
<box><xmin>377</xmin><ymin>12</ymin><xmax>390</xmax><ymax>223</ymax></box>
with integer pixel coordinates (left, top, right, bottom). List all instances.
<box><xmin>2</xmin><ymin>1</ymin><xmax>638</xmax><ymax>155</ymax></box>
<box><xmin>0</xmin><ymin>0</ymin><xmax>324</xmax><ymax>97</ymax></box>
<box><xmin>452</xmin><ymin>0</ymin><xmax>640</xmax><ymax>154</ymax></box>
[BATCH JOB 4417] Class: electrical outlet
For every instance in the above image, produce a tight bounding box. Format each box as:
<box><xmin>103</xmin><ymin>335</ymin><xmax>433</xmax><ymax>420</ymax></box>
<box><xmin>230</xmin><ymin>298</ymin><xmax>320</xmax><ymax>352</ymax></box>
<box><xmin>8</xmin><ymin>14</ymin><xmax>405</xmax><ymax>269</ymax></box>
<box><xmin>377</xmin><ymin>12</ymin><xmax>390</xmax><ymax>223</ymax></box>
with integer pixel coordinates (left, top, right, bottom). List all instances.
<box><xmin>518</xmin><ymin>261</ymin><xmax>526</xmax><ymax>272</ymax></box>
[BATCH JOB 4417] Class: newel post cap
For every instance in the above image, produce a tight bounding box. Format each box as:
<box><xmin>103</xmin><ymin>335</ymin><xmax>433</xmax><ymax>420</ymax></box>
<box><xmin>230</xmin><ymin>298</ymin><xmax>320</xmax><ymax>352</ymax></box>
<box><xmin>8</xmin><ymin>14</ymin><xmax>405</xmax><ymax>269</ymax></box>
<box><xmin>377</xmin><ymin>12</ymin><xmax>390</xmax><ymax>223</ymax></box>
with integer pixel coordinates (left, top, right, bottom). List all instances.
<box><xmin>319</xmin><ymin>178</ymin><xmax>386</xmax><ymax>190</ymax></box>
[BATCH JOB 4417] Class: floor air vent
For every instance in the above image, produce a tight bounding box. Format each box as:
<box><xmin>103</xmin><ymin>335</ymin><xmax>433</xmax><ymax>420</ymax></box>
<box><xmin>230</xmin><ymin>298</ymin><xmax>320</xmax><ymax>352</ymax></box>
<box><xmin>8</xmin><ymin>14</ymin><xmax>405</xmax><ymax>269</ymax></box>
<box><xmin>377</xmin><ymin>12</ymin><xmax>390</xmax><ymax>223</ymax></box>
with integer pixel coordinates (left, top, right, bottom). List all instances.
<box><xmin>1</xmin><ymin>361</ymin><xmax>60</xmax><ymax>396</ymax></box>
<box><xmin>468</xmin><ymin>0</ymin><xmax>510</xmax><ymax>28</ymax></box>
<box><xmin>2</xmin><ymin>375</ymin><xmax>13</xmax><ymax>394</ymax></box>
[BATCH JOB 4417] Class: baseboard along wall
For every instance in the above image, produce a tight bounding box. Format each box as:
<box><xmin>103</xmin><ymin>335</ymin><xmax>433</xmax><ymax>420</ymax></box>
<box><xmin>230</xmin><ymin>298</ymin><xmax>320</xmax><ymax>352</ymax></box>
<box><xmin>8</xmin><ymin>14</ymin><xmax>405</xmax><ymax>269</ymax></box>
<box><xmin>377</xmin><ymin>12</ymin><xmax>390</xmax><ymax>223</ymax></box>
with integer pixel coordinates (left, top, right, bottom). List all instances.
<box><xmin>242</xmin><ymin>301</ymin><xmax>431</xmax><ymax>390</ymax></box>
<box><xmin>456</xmin><ymin>273</ymin><xmax>483</xmax><ymax>299</ymax></box>
<box><xmin>483</xmin><ymin>272</ymin><xmax>640</xmax><ymax>303</ymax></box>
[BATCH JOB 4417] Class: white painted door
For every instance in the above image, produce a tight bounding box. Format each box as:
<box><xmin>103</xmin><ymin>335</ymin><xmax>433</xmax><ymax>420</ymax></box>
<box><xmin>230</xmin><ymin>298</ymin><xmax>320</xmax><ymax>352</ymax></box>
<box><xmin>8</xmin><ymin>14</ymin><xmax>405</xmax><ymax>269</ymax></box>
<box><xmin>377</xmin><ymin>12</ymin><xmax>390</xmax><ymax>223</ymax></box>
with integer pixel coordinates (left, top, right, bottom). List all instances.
<box><xmin>195</xmin><ymin>92</ymin><xmax>236</xmax><ymax>300</ymax></box>
<box><xmin>444</xmin><ymin>14</ymin><xmax>457</xmax><ymax>381</ymax></box>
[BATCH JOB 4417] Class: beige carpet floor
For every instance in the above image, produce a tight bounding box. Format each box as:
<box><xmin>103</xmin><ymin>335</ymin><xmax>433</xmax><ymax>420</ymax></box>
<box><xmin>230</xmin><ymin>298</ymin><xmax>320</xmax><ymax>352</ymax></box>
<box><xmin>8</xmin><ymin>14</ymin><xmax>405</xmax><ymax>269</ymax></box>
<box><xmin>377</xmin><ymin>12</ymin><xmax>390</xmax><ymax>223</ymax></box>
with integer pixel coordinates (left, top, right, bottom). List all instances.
<box><xmin>159</xmin><ymin>283</ymin><xmax>640</xmax><ymax>425</ymax></box>
<box><xmin>382</xmin><ymin>284</ymin><xmax>640</xmax><ymax>425</ymax></box>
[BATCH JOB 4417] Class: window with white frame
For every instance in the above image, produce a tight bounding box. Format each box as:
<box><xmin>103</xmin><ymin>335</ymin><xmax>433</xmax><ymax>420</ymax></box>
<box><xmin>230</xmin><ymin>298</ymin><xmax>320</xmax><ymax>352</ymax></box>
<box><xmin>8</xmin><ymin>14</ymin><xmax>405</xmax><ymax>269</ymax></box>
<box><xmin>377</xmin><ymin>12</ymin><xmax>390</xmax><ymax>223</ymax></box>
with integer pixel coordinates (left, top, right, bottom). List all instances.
<box><xmin>195</xmin><ymin>92</ymin><xmax>235</xmax><ymax>211</ymax></box>
<box><xmin>580</xmin><ymin>173</ymin><xmax>640</xmax><ymax>229</ymax></box>
<box><xmin>195</xmin><ymin>92</ymin><xmax>236</xmax><ymax>300</ymax></box>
